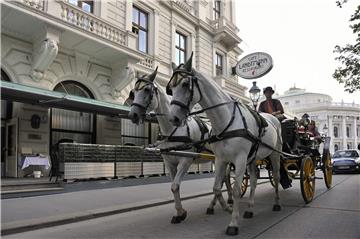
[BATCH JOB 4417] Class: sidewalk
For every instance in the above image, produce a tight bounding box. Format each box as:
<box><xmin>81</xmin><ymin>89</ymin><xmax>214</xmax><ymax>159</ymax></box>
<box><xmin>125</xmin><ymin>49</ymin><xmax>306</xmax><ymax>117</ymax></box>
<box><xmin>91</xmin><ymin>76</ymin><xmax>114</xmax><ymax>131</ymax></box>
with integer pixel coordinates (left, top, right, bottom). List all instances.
<box><xmin>1</xmin><ymin>173</ymin><xmax>270</xmax><ymax>235</ymax></box>
<box><xmin>1</xmin><ymin>177</ymin><xmax>216</xmax><ymax>235</ymax></box>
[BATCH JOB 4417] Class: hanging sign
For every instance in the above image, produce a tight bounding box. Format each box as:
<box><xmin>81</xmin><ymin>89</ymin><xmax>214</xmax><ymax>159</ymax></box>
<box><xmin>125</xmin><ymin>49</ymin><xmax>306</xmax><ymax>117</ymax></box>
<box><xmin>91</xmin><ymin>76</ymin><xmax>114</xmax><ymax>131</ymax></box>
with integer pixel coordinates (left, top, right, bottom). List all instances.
<box><xmin>234</xmin><ymin>52</ymin><xmax>273</xmax><ymax>79</ymax></box>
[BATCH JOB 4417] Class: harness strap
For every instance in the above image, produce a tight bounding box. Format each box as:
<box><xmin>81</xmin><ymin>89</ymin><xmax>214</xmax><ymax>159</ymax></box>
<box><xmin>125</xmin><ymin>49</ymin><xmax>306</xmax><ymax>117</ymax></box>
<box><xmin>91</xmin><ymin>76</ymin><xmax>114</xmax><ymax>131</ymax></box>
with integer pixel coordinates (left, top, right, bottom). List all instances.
<box><xmin>189</xmin><ymin>101</ymin><xmax>233</xmax><ymax>116</ymax></box>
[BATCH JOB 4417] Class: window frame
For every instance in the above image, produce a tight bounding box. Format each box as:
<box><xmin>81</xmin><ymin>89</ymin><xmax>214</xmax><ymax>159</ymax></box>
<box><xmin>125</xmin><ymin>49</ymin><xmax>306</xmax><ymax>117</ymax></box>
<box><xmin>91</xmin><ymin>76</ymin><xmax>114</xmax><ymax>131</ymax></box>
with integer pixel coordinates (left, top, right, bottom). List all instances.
<box><xmin>132</xmin><ymin>6</ymin><xmax>149</xmax><ymax>53</ymax></box>
<box><xmin>334</xmin><ymin>126</ymin><xmax>338</xmax><ymax>138</ymax></box>
<box><xmin>213</xmin><ymin>0</ymin><xmax>221</xmax><ymax>20</ymax></box>
<box><xmin>175</xmin><ymin>31</ymin><xmax>187</xmax><ymax>66</ymax></box>
<box><xmin>215</xmin><ymin>52</ymin><xmax>223</xmax><ymax>76</ymax></box>
<box><xmin>69</xmin><ymin>0</ymin><xmax>94</xmax><ymax>13</ymax></box>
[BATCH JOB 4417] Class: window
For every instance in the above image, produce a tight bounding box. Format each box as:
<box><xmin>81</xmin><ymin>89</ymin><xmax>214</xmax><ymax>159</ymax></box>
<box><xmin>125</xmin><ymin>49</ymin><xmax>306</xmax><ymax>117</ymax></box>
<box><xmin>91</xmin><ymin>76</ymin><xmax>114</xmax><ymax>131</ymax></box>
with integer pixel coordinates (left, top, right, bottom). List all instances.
<box><xmin>213</xmin><ymin>0</ymin><xmax>221</xmax><ymax>20</ymax></box>
<box><xmin>215</xmin><ymin>53</ymin><xmax>223</xmax><ymax>76</ymax></box>
<box><xmin>295</xmin><ymin>100</ymin><xmax>300</xmax><ymax>104</ymax></box>
<box><xmin>334</xmin><ymin>126</ymin><xmax>338</xmax><ymax>138</ymax></box>
<box><xmin>334</xmin><ymin>144</ymin><xmax>339</xmax><ymax>152</ymax></box>
<box><xmin>175</xmin><ymin>32</ymin><xmax>187</xmax><ymax>65</ymax></box>
<box><xmin>51</xmin><ymin>81</ymin><xmax>96</xmax><ymax>147</ymax></box>
<box><xmin>69</xmin><ymin>0</ymin><xmax>94</xmax><ymax>13</ymax></box>
<box><xmin>357</xmin><ymin>127</ymin><xmax>359</xmax><ymax>137</ymax></box>
<box><xmin>132</xmin><ymin>6</ymin><xmax>148</xmax><ymax>53</ymax></box>
<box><xmin>346</xmin><ymin>126</ymin><xmax>350</xmax><ymax>137</ymax></box>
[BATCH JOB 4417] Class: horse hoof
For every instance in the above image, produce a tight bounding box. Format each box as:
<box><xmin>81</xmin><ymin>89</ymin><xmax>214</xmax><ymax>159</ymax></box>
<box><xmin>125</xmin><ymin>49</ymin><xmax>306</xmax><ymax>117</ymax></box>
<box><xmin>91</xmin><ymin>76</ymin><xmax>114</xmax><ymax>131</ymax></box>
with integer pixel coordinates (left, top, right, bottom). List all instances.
<box><xmin>243</xmin><ymin>211</ymin><xmax>253</xmax><ymax>218</ymax></box>
<box><xmin>179</xmin><ymin>211</ymin><xmax>187</xmax><ymax>221</ymax></box>
<box><xmin>206</xmin><ymin>208</ymin><xmax>214</xmax><ymax>215</ymax></box>
<box><xmin>171</xmin><ymin>216</ymin><xmax>181</xmax><ymax>224</ymax></box>
<box><xmin>225</xmin><ymin>226</ymin><xmax>238</xmax><ymax>236</ymax></box>
<box><xmin>273</xmin><ymin>204</ymin><xmax>281</xmax><ymax>211</ymax></box>
<box><xmin>227</xmin><ymin>198</ymin><xmax>234</xmax><ymax>205</ymax></box>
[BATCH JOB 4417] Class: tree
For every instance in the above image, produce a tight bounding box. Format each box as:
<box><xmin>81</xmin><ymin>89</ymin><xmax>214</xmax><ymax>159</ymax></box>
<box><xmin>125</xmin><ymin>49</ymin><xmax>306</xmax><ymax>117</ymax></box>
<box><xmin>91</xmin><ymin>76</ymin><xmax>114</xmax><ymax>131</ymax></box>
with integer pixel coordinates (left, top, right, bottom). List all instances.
<box><xmin>333</xmin><ymin>2</ymin><xmax>360</xmax><ymax>93</ymax></box>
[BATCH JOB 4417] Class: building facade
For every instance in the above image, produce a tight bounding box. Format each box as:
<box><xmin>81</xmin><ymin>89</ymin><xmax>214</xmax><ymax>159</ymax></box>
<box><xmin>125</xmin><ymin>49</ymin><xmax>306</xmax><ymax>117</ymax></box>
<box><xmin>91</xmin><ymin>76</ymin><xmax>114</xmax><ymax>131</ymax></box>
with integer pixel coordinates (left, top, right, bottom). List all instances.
<box><xmin>1</xmin><ymin>0</ymin><xmax>247</xmax><ymax>177</ymax></box>
<box><xmin>277</xmin><ymin>87</ymin><xmax>360</xmax><ymax>154</ymax></box>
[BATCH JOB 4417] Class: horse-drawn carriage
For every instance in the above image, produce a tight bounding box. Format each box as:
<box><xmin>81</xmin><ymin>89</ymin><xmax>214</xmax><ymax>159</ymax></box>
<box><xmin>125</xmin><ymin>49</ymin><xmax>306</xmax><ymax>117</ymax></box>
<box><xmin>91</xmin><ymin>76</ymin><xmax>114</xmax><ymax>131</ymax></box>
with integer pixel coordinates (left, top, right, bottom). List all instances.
<box><xmin>128</xmin><ymin>54</ymin><xmax>333</xmax><ymax>235</ymax></box>
<box><xmin>148</xmin><ymin>116</ymin><xmax>333</xmax><ymax>204</ymax></box>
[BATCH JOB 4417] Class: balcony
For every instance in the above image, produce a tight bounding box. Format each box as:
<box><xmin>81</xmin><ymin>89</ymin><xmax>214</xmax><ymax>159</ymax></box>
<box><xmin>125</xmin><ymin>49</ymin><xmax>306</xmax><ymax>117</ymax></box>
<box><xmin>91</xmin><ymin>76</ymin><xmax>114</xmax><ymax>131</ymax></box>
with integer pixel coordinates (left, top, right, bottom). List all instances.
<box><xmin>211</xmin><ymin>17</ymin><xmax>242</xmax><ymax>51</ymax></box>
<box><xmin>59</xmin><ymin>1</ymin><xmax>127</xmax><ymax>46</ymax></box>
<box><xmin>2</xmin><ymin>1</ymin><xmax>142</xmax><ymax>65</ymax></box>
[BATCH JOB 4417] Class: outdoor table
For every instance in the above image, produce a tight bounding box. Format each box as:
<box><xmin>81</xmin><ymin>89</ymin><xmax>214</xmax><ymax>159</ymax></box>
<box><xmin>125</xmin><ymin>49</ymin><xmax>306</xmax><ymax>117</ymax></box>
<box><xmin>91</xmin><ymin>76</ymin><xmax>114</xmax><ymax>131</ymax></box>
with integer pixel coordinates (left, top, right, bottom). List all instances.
<box><xmin>21</xmin><ymin>155</ymin><xmax>51</xmax><ymax>170</ymax></box>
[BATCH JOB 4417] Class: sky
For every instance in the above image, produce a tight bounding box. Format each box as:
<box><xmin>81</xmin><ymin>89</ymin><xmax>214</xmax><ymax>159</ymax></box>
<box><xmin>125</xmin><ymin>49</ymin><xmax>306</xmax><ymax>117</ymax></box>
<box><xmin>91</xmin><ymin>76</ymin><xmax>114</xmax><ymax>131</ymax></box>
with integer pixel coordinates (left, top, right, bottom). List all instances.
<box><xmin>235</xmin><ymin>0</ymin><xmax>360</xmax><ymax>104</ymax></box>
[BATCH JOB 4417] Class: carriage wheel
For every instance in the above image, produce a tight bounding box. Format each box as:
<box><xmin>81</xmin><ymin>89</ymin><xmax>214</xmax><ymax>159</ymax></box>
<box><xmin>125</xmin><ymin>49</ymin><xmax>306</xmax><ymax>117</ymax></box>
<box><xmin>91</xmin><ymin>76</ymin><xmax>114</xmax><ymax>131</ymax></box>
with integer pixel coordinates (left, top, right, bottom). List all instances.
<box><xmin>322</xmin><ymin>151</ymin><xmax>332</xmax><ymax>189</ymax></box>
<box><xmin>228</xmin><ymin>166</ymin><xmax>248</xmax><ymax>198</ymax></box>
<box><xmin>266</xmin><ymin>163</ymin><xmax>276</xmax><ymax>187</ymax></box>
<box><xmin>300</xmin><ymin>156</ymin><xmax>316</xmax><ymax>204</ymax></box>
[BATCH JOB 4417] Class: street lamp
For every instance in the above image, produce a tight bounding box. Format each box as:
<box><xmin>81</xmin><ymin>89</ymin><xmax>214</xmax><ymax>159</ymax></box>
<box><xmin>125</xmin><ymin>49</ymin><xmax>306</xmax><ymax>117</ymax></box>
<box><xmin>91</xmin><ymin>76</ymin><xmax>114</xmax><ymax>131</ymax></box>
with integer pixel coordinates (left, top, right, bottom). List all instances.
<box><xmin>323</xmin><ymin>124</ymin><xmax>328</xmax><ymax>136</ymax></box>
<box><xmin>249</xmin><ymin>81</ymin><xmax>261</xmax><ymax>110</ymax></box>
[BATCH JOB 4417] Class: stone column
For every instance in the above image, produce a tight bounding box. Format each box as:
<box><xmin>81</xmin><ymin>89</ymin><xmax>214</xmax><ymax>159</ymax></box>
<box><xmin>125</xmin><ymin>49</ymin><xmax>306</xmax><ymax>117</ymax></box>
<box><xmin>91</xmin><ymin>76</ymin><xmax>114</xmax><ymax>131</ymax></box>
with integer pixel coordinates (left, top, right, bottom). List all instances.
<box><xmin>342</xmin><ymin>116</ymin><xmax>347</xmax><ymax>150</ymax></box>
<box><xmin>354</xmin><ymin>117</ymin><xmax>358</xmax><ymax>149</ymax></box>
<box><xmin>328</xmin><ymin>115</ymin><xmax>333</xmax><ymax>138</ymax></box>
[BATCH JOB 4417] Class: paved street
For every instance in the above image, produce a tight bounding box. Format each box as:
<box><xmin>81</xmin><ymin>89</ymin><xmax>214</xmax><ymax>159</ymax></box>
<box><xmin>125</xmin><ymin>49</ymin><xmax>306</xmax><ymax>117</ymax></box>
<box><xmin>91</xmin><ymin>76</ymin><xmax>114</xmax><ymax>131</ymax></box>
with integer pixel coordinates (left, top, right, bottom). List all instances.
<box><xmin>3</xmin><ymin>173</ymin><xmax>359</xmax><ymax>239</ymax></box>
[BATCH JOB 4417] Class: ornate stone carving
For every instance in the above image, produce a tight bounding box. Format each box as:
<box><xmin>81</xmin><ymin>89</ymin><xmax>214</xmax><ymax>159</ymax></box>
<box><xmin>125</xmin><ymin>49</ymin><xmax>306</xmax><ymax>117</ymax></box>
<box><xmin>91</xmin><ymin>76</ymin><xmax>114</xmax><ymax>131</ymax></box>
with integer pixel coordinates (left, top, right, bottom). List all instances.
<box><xmin>31</xmin><ymin>39</ymin><xmax>58</xmax><ymax>81</ymax></box>
<box><xmin>111</xmin><ymin>66</ymin><xmax>135</xmax><ymax>100</ymax></box>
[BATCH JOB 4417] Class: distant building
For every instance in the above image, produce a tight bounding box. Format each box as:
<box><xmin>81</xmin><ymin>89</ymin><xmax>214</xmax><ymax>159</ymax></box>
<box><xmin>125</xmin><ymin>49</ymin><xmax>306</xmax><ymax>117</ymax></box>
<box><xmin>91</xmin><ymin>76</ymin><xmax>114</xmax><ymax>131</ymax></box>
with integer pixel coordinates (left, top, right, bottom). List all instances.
<box><xmin>277</xmin><ymin>87</ymin><xmax>360</xmax><ymax>153</ymax></box>
<box><xmin>1</xmin><ymin>0</ymin><xmax>247</xmax><ymax>178</ymax></box>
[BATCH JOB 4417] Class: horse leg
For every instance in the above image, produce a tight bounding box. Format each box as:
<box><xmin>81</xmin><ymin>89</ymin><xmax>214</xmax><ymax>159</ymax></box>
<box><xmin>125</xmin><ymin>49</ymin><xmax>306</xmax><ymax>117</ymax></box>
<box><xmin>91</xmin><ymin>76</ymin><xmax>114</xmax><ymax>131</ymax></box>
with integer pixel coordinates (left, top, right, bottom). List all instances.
<box><xmin>170</xmin><ymin>159</ymin><xmax>192</xmax><ymax>224</ymax></box>
<box><xmin>225</xmin><ymin>163</ymin><xmax>234</xmax><ymax>205</ymax></box>
<box><xmin>269</xmin><ymin>151</ymin><xmax>281</xmax><ymax>211</ymax></box>
<box><xmin>243</xmin><ymin>160</ymin><xmax>258</xmax><ymax>218</ymax></box>
<box><xmin>164</xmin><ymin>160</ymin><xmax>180</xmax><ymax>223</ymax></box>
<box><xmin>212</xmin><ymin>159</ymin><xmax>231</xmax><ymax>213</ymax></box>
<box><xmin>226</xmin><ymin>156</ymin><xmax>247</xmax><ymax>236</ymax></box>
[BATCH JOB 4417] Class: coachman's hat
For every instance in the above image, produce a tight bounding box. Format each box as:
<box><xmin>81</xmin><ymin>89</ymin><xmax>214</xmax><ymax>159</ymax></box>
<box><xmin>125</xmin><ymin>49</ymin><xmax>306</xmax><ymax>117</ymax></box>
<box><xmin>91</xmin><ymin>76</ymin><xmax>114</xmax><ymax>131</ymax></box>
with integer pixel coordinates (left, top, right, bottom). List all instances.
<box><xmin>263</xmin><ymin>86</ymin><xmax>275</xmax><ymax>94</ymax></box>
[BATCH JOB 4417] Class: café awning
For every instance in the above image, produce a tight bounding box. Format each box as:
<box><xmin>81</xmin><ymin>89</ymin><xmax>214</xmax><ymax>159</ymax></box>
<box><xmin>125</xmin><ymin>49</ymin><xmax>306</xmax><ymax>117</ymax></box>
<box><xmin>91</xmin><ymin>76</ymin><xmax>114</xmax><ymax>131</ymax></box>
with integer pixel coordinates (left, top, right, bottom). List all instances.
<box><xmin>0</xmin><ymin>81</ymin><xmax>130</xmax><ymax>117</ymax></box>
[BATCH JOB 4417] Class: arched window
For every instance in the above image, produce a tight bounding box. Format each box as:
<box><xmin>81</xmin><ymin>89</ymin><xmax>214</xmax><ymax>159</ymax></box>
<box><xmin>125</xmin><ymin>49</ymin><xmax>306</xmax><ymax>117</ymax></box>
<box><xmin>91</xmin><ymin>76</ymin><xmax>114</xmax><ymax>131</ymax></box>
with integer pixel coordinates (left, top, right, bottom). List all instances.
<box><xmin>334</xmin><ymin>126</ymin><xmax>338</xmax><ymax>138</ymax></box>
<box><xmin>334</xmin><ymin>144</ymin><xmax>339</xmax><ymax>152</ymax></box>
<box><xmin>346</xmin><ymin>126</ymin><xmax>350</xmax><ymax>138</ymax></box>
<box><xmin>51</xmin><ymin>81</ymin><xmax>96</xmax><ymax>146</ymax></box>
<box><xmin>347</xmin><ymin>144</ymin><xmax>350</xmax><ymax>149</ymax></box>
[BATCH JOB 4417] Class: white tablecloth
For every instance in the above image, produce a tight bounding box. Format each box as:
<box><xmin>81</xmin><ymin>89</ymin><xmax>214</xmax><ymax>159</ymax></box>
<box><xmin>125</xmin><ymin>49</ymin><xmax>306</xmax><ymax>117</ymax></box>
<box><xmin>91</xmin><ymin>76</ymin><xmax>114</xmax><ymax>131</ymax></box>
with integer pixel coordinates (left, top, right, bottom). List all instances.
<box><xmin>21</xmin><ymin>156</ymin><xmax>51</xmax><ymax>170</ymax></box>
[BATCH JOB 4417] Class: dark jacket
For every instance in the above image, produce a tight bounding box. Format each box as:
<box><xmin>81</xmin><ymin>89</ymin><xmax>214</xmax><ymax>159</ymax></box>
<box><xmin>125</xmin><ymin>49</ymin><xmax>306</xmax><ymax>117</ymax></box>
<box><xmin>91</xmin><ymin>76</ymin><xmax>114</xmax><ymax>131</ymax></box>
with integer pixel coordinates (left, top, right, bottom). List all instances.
<box><xmin>258</xmin><ymin>99</ymin><xmax>284</xmax><ymax>114</ymax></box>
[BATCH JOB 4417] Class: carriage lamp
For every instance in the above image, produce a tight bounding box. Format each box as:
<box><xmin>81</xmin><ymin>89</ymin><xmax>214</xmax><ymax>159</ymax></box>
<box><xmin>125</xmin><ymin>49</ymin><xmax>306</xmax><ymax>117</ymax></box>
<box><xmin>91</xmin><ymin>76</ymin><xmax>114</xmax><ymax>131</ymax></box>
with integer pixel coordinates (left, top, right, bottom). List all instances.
<box><xmin>249</xmin><ymin>81</ymin><xmax>261</xmax><ymax>110</ymax></box>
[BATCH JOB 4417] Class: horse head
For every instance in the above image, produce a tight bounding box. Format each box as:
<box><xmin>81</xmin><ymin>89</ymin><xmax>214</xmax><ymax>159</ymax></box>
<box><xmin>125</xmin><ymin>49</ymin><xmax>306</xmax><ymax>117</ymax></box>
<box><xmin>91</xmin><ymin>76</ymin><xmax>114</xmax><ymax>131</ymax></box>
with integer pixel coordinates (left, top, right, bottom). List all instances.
<box><xmin>128</xmin><ymin>67</ymin><xmax>159</xmax><ymax>124</ymax></box>
<box><xmin>166</xmin><ymin>53</ymin><xmax>202</xmax><ymax>126</ymax></box>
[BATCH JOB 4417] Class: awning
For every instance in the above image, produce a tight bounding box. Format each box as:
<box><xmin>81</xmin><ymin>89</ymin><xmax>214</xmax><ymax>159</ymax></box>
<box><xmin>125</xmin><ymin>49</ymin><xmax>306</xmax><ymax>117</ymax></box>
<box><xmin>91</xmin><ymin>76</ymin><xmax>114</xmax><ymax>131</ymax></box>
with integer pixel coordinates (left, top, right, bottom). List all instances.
<box><xmin>0</xmin><ymin>81</ymin><xmax>130</xmax><ymax>117</ymax></box>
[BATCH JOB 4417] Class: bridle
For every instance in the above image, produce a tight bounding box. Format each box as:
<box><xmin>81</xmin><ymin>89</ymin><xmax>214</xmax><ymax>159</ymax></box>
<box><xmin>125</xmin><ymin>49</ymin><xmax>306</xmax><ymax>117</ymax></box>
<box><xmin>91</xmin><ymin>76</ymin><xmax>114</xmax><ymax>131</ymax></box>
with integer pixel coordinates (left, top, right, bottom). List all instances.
<box><xmin>166</xmin><ymin>68</ymin><xmax>202</xmax><ymax>115</ymax></box>
<box><xmin>131</xmin><ymin>78</ymin><xmax>158</xmax><ymax>112</ymax></box>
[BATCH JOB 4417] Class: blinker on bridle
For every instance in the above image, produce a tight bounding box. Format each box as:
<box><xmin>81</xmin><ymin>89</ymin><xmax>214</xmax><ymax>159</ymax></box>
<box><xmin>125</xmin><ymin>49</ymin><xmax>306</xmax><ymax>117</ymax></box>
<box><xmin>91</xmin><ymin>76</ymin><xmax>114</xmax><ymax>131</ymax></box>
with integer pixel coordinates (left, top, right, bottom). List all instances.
<box><xmin>131</xmin><ymin>77</ymin><xmax>158</xmax><ymax>111</ymax></box>
<box><xmin>166</xmin><ymin>68</ymin><xmax>202</xmax><ymax>114</ymax></box>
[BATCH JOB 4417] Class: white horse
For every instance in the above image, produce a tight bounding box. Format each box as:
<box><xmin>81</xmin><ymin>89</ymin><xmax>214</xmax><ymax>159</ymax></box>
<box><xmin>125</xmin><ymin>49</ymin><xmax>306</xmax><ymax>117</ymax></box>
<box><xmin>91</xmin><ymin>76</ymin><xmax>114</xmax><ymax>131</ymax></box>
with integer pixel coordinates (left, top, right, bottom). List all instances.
<box><xmin>127</xmin><ymin>68</ymin><xmax>233</xmax><ymax>224</ymax></box>
<box><xmin>166</xmin><ymin>54</ymin><xmax>283</xmax><ymax>236</ymax></box>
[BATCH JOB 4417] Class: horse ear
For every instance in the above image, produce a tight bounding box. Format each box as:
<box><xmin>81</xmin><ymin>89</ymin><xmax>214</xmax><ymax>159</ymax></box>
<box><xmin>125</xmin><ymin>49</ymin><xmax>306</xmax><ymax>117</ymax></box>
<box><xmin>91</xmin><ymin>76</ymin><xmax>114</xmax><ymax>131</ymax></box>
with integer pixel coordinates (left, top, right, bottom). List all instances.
<box><xmin>171</xmin><ymin>62</ymin><xmax>177</xmax><ymax>71</ymax></box>
<box><xmin>148</xmin><ymin>66</ymin><xmax>158</xmax><ymax>82</ymax></box>
<box><xmin>183</xmin><ymin>52</ymin><xmax>193</xmax><ymax>72</ymax></box>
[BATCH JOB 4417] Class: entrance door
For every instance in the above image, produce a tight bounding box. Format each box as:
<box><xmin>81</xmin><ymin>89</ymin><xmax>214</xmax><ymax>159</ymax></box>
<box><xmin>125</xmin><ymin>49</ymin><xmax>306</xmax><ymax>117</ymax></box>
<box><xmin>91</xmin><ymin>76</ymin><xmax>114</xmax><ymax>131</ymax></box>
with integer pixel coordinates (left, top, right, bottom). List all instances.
<box><xmin>5</xmin><ymin>118</ymin><xmax>18</xmax><ymax>177</ymax></box>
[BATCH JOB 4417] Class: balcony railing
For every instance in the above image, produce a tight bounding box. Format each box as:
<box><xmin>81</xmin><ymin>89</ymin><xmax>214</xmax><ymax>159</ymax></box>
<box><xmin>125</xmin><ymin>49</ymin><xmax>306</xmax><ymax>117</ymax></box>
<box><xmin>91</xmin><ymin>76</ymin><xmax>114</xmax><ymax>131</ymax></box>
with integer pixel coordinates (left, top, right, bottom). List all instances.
<box><xmin>59</xmin><ymin>1</ymin><xmax>127</xmax><ymax>46</ymax></box>
<box><xmin>172</xmin><ymin>0</ymin><xmax>193</xmax><ymax>13</ymax></box>
<box><xmin>18</xmin><ymin>0</ymin><xmax>45</xmax><ymax>11</ymax></box>
<box><xmin>211</xmin><ymin>16</ymin><xmax>238</xmax><ymax>31</ymax></box>
<box><xmin>138</xmin><ymin>56</ymin><xmax>154</xmax><ymax>69</ymax></box>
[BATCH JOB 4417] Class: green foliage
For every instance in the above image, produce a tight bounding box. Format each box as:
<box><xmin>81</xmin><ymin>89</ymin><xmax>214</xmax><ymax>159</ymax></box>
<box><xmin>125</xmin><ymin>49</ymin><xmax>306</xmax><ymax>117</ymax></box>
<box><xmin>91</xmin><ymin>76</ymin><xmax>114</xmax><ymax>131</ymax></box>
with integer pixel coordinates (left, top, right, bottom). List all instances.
<box><xmin>333</xmin><ymin>3</ymin><xmax>360</xmax><ymax>93</ymax></box>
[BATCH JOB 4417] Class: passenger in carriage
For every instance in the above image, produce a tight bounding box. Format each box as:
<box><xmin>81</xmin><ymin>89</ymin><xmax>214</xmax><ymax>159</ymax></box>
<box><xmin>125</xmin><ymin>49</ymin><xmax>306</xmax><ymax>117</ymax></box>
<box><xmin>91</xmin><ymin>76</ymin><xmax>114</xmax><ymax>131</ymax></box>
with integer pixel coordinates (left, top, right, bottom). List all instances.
<box><xmin>258</xmin><ymin>86</ymin><xmax>286</xmax><ymax>121</ymax></box>
<box><xmin>299</xmin><ymin>113</ymin><xmax>322</xmax><ymax>142</ymax></box>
